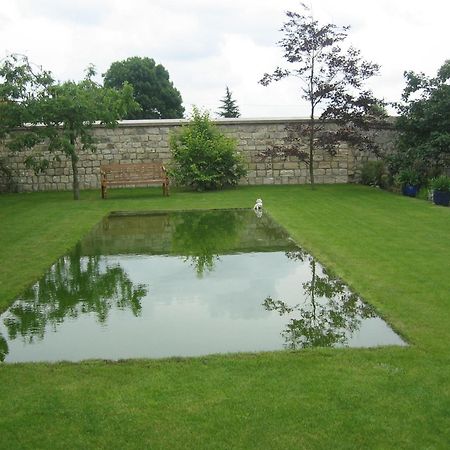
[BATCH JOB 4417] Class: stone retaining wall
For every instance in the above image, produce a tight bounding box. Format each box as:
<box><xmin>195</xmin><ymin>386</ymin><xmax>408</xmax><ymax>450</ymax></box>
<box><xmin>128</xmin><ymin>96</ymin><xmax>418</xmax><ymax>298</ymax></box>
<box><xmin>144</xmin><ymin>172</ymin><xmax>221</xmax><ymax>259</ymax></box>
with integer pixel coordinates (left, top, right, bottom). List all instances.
<box><xmin>0</xmin><ymin>118</ymin><xmax>395</xmax><ymax>193</ymax></box>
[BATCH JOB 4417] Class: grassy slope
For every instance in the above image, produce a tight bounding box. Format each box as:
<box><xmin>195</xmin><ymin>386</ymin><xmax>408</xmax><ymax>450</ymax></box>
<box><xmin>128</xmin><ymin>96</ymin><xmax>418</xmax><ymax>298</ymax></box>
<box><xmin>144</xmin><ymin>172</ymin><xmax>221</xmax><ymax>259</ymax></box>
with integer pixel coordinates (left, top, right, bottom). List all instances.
<box><xmin>0</xmin><ymin>185</ymin><xmax>449</xmax><ymax>449</ymax></box>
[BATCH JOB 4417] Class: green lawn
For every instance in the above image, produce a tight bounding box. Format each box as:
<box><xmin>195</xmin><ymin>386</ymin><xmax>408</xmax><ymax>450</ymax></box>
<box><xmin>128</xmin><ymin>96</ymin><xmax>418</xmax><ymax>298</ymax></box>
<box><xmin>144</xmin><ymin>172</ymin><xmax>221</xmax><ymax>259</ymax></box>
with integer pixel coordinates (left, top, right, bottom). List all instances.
<box><xmin>0</xmin><ymin>185</ymin><xmax>449</xmax><ymax>449</ymax></box>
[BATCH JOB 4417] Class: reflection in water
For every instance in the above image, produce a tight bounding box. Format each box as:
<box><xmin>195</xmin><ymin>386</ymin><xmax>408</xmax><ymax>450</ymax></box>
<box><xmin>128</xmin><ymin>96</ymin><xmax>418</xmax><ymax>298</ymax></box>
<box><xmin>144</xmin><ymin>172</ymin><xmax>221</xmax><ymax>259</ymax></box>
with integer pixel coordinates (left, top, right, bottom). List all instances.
<box><xmin>172</xmin><ymin>209</ymin><xmax>244</xmax><ymax>277</ymax></box>
<box><xmin>263</xmin><ymin>251</ymin><xmax>376</xmax><ymax>349</ymax></box>
<box><xmin>0</xmin><ymin>210</ymin><xmax>405</xmax><ymax>363</ymax></box>
<box><xmin>0</xmin><ymin>243</ymin><xmax>146</xmax><ymax>360</ymax></box>
<box><xmin>0</xmin><ymin>334</ymin><xmax>7</xmax><ymax>362</ymax></box>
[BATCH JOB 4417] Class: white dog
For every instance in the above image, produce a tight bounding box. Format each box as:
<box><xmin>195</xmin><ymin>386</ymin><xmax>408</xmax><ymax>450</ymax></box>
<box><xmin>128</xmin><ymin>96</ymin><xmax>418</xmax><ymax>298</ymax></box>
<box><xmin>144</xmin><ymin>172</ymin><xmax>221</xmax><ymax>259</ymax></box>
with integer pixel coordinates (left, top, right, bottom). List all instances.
<box><xmin>253</xmin><ymin>198</ymin><xmax>263</xmax><ymax>211</ymax></box>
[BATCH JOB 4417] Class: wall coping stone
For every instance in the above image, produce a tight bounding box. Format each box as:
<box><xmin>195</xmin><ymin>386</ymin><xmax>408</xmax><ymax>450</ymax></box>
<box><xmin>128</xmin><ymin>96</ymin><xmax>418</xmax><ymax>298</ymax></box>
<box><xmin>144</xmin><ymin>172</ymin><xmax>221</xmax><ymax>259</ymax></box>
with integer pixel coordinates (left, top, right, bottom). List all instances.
<box><xmin>109</xmin><ymin>117</ymin><xmax>312</xmax><ymax>128</ymax></box>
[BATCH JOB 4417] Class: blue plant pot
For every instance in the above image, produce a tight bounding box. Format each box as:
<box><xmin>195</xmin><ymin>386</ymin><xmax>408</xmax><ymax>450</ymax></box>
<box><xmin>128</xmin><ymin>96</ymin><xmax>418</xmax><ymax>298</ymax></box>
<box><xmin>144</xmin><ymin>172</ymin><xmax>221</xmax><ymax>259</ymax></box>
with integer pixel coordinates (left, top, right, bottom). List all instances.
<box><xmin>433</xmin><ymin>190</ymin><xmax>450</xmax><ymax>206</ymax></box>
<box><xmin>402</xmin><ymin>184</ymin><xmax>419</xmax><ymax>197</ymax></box>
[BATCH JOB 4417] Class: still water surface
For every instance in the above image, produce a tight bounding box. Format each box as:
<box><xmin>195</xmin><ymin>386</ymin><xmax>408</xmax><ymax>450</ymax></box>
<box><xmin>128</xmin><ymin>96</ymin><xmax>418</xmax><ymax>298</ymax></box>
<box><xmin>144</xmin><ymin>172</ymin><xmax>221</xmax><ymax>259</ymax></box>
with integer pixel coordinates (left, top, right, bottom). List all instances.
<box><xmin>0</xmin><ymin>209</ymin><xmax>405</xmax><ymax>362</ymax></box>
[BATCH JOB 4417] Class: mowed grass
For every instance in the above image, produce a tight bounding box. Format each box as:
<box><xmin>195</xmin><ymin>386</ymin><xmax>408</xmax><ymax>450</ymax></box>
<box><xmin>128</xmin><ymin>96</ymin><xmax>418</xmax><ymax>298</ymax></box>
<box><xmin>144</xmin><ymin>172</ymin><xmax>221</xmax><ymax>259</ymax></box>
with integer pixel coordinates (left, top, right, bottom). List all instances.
<box><xmin>0</xmin><ymin>184</ymin><xmax>449</xmax><ymax>449</ymax></box>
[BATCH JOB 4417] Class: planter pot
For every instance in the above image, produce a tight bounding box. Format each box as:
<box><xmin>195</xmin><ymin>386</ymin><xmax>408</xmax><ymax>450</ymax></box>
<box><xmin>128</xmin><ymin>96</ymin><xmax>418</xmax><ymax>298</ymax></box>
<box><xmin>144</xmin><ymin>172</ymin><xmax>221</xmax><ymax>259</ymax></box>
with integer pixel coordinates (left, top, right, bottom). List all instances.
<box><xmin>433</xmin><ymin>190</ymin><xmax>450</xmax><ymax>206</ymax></box>
<box><xmin>402</xmin><ymin>184</ymin><xmax>420</xmax><ymax>197</ymax></box>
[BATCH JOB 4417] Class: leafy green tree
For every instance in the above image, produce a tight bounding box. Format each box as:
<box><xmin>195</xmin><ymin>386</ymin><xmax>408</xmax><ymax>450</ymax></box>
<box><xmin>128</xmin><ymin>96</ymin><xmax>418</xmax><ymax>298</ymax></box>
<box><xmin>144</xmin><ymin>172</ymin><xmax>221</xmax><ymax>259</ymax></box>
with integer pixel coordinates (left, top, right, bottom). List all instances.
<box><xmin>103</xmin><ymin>56</ymin><xmax>184</xmax><ymax>119</ymax></box>
<box><xmin>260</xmin><ymin>5</ymin><xmax>386</xmax><ymax>186</ymax></box>
<box><xmin>0</xmin><ymin>54</ymin><xmax>138</xmax><ymax>200</ymax></box>
<box><xmin>217</xmin><ymin>86</ymin><xmax>240</xmax><ymax>118</ymax></box>
<box><xmin>169</xmin><ymin>108</ymin><xmax>247</xmax><ymax>191</ymax></box>
<box><xmin>0</xmin><ymin>54</ymin><xmax>54</xmax><ymax>148</ymax></box>
<box><xmin>391</xmin><ymin>60</ymin><xmax>450</xmax><ymax>179</ymax></box>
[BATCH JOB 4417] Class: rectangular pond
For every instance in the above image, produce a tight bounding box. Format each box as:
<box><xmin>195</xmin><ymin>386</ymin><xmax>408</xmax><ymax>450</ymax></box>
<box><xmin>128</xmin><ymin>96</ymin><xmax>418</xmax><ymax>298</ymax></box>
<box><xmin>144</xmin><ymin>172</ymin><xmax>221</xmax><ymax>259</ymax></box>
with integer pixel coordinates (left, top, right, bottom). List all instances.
<box><xmin>0</xmin><ymin>209</ymin><xmax>406</xmax><ymax>363</ymax></box>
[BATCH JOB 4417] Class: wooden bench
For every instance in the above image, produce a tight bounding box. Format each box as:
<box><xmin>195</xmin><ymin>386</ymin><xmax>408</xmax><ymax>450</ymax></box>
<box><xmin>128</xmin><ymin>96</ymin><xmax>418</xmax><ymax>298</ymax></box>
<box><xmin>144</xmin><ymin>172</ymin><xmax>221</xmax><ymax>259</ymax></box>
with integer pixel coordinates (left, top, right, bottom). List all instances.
<box><xmin>100</xmin><ymin>163</ymin><xmax>169</xmax><ymax>198</ymax></box>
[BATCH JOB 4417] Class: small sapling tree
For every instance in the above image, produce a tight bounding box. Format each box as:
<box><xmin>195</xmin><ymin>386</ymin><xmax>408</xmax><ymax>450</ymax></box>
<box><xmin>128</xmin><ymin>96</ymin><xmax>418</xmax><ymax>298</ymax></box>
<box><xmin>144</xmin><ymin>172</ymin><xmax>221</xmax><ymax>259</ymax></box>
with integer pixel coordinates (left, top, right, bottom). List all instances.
<box><xmin>260</xmin><ymin>4</ymin><xmax>387</xmax><ymax>186</ymax></box>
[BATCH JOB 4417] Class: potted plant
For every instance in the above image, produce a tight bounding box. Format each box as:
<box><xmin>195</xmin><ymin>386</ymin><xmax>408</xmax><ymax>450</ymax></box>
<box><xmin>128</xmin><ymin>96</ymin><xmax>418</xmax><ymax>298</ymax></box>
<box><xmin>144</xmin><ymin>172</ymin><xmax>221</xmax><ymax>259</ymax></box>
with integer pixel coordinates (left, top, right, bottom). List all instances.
<box><xmin>396</xmin><ymin>169</ymin><xmax>421</xmax><ymax>197</ymax></box>
<box><xmin>430</xmin><ymin>175</ymin><xmax>450</xmax><ymax>206</ymax></box>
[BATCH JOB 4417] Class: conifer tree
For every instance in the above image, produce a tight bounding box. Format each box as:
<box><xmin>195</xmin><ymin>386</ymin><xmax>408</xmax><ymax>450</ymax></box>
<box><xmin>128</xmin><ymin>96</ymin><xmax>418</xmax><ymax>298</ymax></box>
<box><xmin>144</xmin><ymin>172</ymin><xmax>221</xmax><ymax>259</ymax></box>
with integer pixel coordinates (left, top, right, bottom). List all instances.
<box><xmin>217</xmin><ymin>86</ymin><xmax>240</xmax><ymax>118</ymax></box>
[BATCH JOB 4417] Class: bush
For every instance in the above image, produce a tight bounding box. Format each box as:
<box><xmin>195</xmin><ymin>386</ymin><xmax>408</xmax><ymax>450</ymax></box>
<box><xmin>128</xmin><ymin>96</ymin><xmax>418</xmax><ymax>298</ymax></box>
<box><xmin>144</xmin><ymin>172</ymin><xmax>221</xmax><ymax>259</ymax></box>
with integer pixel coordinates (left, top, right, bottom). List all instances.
<box><xmin>169</xmin><ymin>108</ymin><xmax>247</xmax><ymax>190</ymax></box>
<box><xmin>360</xmin><ymin>160</ymin><xmax>388</xmax><ymax>188</ymax></box>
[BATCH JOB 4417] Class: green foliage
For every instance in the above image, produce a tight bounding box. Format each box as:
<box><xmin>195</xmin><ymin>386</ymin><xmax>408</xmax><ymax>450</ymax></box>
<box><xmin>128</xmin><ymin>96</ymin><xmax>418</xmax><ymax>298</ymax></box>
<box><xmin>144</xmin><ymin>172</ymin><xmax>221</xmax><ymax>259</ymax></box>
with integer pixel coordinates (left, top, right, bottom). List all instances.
<box><xmin>169</xmin><ymin>108</ymin><xmax>247</xmax><ymax>190</ymax></box>
<box><xmin>395</xmin><ymin>168</ymin><xmax>421</xmax><ymax>187</ymax></box>
<box><xmin>360</xmin><ymin>160</ymin><xmax>388</xmax><ymax>187</ymax></box>
<box><xmin>103</xmin><ymin>56</ymin><xmax>184</xmax><ymax>119</ymax></box>
<box><xmin>217</xmin><ymin>86</ymin><xmax>240</xmax><ymax>118</ymax></box>
<box><xmin>393</xmin><ymin>60</ymin><xmax>450</xmax><ymax>179</ymax></box>
<box><xmin>430</xmin><ymin>175</ymin><xmax>450</xmax><ymax>193</ymax></box>
<box><xmin>264</xmin><ymin>252</ymin><xmax>375</xmax><ymax>349</ymax></box>
<box><xmin>0</xmin><ymin>242</ymin><xmax>145</xmax><ymax>353</ymax></box>
<box><xmin>171</xmin><ymin>210</ymin><xmax>244</xmax><ymax>277</ymax></box>
<box><xmin>0</xmin><ymin>54</ymin><xmax>54</xmax><ymax>140</ymax></box>
<box><xmin>0</xmin><ymin>54</ymin><xmax>138</xmax><ymax>199</ymax></box>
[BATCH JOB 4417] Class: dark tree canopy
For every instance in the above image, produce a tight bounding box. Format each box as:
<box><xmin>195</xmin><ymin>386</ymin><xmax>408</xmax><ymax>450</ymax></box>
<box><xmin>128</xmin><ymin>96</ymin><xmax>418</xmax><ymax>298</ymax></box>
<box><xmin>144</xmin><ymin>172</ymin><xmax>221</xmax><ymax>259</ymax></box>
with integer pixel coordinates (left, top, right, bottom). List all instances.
<box><xmin>391</xmin><ymin>60</ymin><xmax>450</xmax><ymax>178</ymax></box>
<box><xmin>260</xmin><ymin>5</ymin><xmax>386</xmax><ymax>186</ymax></box>
<box><xmin>103</xmin><ymin>56</ymin><xmax>184</xmax><ymax>120</ymax></box>
<box><xmin>217</xmin><ymin>86</ymin><xmax>240</xmax><ymax>118</ymax></box>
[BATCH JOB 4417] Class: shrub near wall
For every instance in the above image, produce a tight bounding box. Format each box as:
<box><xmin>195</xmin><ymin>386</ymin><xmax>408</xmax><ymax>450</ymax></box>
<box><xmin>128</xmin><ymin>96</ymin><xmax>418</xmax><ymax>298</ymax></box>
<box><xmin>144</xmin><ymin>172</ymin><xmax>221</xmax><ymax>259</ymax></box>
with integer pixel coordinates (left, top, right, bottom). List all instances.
<box><xmin>0</xmin><ymin>118</ymin><xmax>396</xmax><ymax>193</ymax></box>
<box><xmin>170</xmin><ymin>109</ymin><xmax>246</xmax><ymax>190</ymax></box>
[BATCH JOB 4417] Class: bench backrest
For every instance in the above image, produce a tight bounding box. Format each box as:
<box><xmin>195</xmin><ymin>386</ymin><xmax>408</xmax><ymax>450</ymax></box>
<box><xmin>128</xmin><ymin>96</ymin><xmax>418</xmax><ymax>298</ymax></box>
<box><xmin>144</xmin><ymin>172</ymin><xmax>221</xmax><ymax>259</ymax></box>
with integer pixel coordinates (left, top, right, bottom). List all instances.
<box><xmin>101</xmin><ymin>163</ymin><xmax>167</xmax><ymax>181</ymax></box>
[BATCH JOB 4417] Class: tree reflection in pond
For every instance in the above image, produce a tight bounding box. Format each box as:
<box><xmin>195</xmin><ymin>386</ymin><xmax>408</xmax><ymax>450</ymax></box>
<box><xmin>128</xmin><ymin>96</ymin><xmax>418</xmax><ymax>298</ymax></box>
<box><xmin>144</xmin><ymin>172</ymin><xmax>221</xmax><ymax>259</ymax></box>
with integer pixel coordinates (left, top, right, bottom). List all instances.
<box><xmin>0</xmin><ymin>333</ymin><xmax>8</xmax><ymax>362</ymax></box>
<box><xmin>263</xmin><ymin>250</ymin><xmax>376</xmax><ymax>349</ymax></box>
<box><xmin>171</xmin><ymin>209</ymin><xmax>245</xmax><ymax>277</ymax></box>
<box><xmin>1</xmin><ymin>243</ymin><xmax>147</xmax><ymax>350</ymax></box>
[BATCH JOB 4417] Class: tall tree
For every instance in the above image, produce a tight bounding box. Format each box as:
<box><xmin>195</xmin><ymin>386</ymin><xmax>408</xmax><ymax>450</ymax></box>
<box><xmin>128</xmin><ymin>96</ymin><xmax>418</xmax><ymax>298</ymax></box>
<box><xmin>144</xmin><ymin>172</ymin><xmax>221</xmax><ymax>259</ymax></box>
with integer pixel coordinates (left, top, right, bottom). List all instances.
<box><xmin>0</xmin><ymin>55</ymin><xmax>137</xmax><ymax>200</ymax></box>
<box><xmin>390</xmin><ymin>60</ymin><xmax>450</xmax><ymax>178</ymax></box>
<box><xmin>217</xmin><ymin>86</ymin><xmax>240</xmax><ymax>118</ymax></box>
<box><xmin>260</xmin><ymin>5</ymin><xmax>386</xmax><ymax>186</ymax></box>
<box><xmin>103</xmin><ymin>56</ymin><xmax>184</xmax><ymax>119</ymax></box>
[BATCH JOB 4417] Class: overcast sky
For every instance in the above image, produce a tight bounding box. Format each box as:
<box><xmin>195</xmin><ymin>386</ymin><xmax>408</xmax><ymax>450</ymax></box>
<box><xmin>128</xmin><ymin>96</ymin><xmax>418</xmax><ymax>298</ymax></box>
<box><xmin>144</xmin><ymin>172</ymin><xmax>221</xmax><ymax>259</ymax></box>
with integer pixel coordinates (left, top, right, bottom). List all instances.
<box><xmin>1</xmin><ymin>0</ymin><xmax>449</xmax><ymax>118</ymax></box>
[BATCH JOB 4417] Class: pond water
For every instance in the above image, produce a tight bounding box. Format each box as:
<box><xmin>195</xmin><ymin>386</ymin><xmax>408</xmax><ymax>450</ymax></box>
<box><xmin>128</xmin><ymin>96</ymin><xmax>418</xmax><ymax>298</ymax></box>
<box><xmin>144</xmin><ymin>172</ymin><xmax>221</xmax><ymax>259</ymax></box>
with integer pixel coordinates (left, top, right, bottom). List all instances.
<box><xmin>0</xmin><ymin>209</ymin><xmax>406</xmax><ymax>363</ymax></box>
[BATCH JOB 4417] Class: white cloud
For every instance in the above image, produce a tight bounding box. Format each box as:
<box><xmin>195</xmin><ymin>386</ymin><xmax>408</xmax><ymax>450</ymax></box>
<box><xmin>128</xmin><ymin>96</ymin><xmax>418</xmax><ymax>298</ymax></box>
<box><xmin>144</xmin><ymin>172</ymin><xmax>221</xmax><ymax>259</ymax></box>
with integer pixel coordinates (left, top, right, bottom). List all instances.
<box><xmin>1</xmin><ymin>0</ymin><xmax>449</xmax><ymax>117</ymax></box>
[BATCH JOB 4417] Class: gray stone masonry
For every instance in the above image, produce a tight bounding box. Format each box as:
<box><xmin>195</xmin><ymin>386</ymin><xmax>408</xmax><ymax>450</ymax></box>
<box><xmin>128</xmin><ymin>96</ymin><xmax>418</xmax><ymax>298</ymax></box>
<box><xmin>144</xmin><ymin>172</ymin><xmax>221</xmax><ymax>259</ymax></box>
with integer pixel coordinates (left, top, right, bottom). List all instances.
<box><xmin>0</xmin><ymin>117</ymin><xmax>396</xmax><ymax>193</ymax></box>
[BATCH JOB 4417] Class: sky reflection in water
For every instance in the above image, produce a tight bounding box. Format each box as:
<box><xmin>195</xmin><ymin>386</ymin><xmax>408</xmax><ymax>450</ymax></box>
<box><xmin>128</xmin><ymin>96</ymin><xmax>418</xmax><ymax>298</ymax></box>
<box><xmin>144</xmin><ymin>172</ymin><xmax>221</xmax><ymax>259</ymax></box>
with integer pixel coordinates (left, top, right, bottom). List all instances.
<box><xmin>0</xmin><ymin>209</ymin><xmax>406</xmax><ymax>363</ymax></box>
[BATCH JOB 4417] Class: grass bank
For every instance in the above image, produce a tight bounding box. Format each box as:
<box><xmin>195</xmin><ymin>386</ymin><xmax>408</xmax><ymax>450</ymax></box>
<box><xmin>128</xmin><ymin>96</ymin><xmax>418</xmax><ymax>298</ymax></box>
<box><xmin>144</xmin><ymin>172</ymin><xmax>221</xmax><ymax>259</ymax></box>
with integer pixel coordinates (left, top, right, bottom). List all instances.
<box><xmin>0</xmin><ymin>185</ymin><xmax>449</xmax><ymax>449</ymax></box>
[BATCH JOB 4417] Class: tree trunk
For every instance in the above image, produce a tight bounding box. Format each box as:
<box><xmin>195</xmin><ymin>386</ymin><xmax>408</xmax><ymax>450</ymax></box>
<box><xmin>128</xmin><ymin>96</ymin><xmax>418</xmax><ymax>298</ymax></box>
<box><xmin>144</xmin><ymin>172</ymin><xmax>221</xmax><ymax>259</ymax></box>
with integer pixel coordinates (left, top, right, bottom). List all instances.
<box><xmin>310</xmin><ymin>259</ymin><xmax>316</xmax><ymax>322</ymax></box>
<box><xmin>309</xmin><ymin>115</ymin><xmax>315</xmax><ymax>188</ymax></box>
<box><xmin>309</xmin><ymin>52</ymin><xmax>315</xmax><ymax>188</ymax></box>
<box><xmin>71</xmin><ymin>152</ymin><xmax>80</xmax><ymax>200</ymax></box>
<box><xmin>68</xmin><ymin>132</ymin><xmax>80</xmax><ymax>200</ymax></box>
